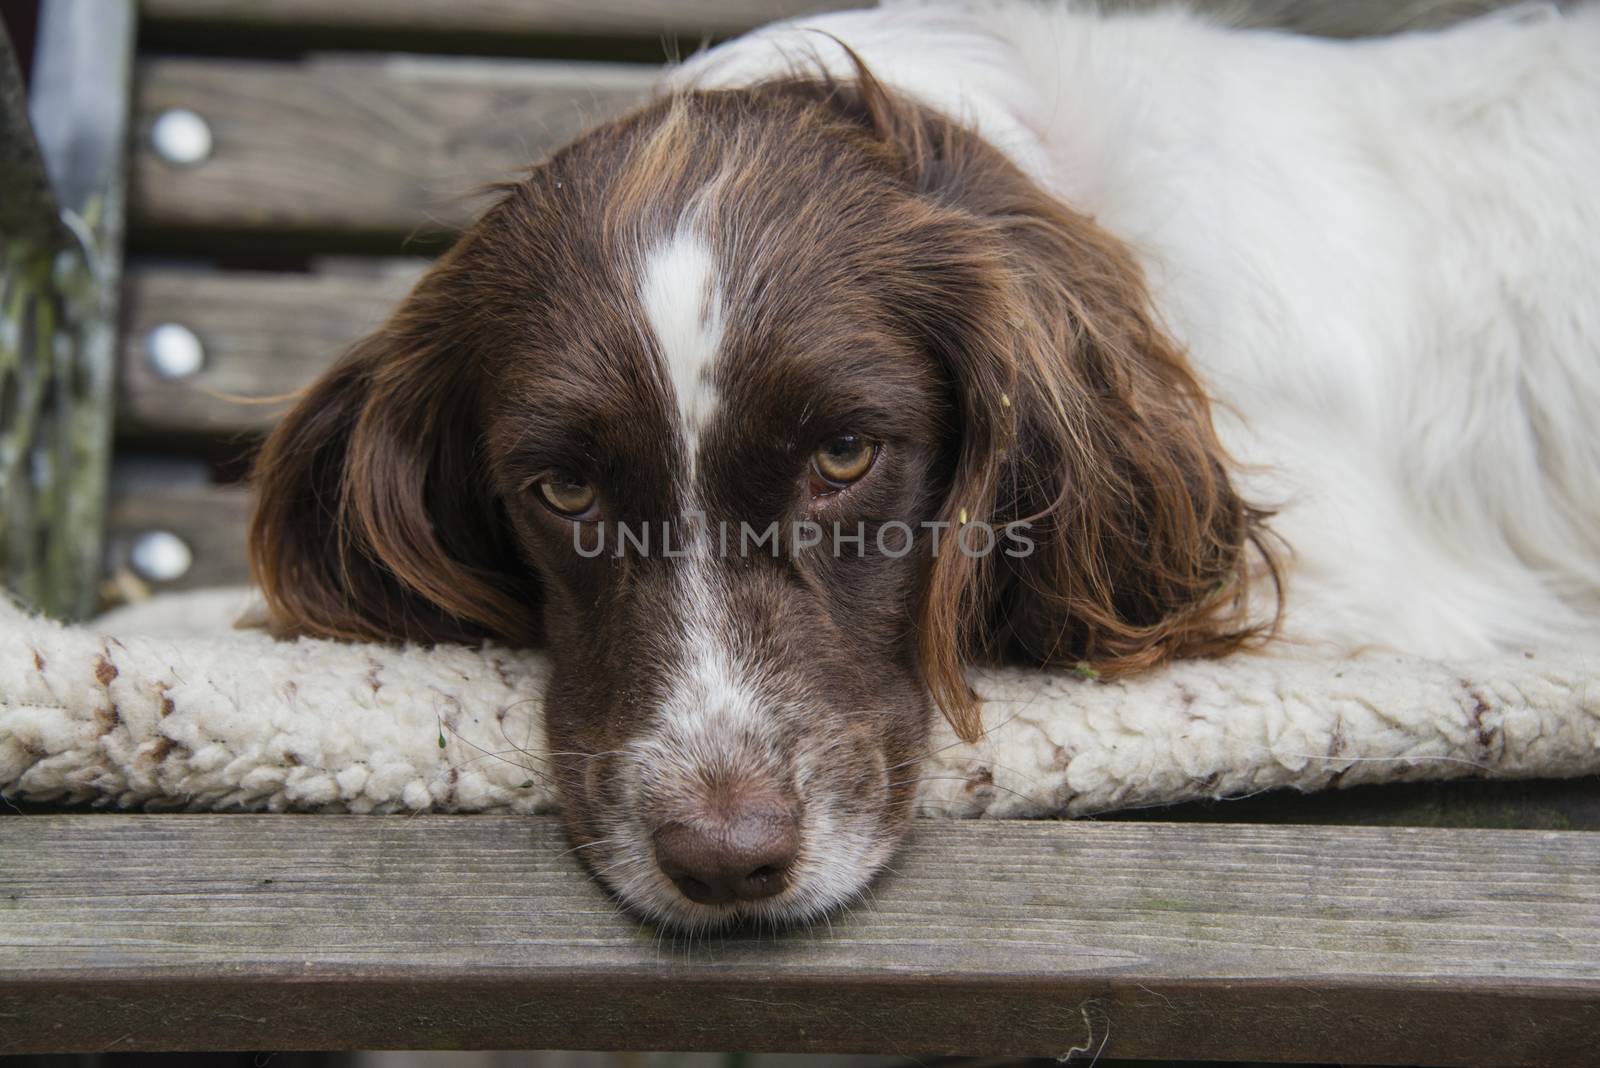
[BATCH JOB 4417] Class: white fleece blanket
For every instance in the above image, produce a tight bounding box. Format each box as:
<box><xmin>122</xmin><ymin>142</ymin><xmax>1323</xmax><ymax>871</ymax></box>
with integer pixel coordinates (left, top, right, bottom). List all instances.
<box><xmin>1</xmin><ymin>588</ymin><xmax>1596</xmax><ymax>815</ymax></box>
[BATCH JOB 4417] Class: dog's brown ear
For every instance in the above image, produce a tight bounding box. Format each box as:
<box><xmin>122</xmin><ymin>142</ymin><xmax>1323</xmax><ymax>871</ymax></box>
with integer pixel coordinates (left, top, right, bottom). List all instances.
<box><xmin>922</xmin><ymin>194</ymin><xmax>1281</xmax><ymax>715</ymax></box>
<box><xmin>823</xmin><ymin>69</ymin><xmax>1282</xmax><ymax>741</ymax></box>
<box><xmin>249</xmin><ymin>256</ymin><xmax>541</xmax><ymax>646</ymax></box>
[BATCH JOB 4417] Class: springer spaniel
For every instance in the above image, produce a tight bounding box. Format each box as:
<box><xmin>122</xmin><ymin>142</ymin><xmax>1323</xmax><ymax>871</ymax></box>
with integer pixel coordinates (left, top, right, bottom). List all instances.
<box><xmin>249</xmin><ymin>1</ymin><xmax>1600</xmax><ymax>929</ymax></box>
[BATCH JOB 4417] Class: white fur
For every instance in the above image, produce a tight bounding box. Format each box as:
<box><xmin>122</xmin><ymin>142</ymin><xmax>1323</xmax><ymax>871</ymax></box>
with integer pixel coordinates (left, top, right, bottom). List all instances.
<box><xmin>638</xmin><ymin>229</ymin><xmax>725</xmax><ymax>452</ymax></box>
<box><xmin>635</xmin><ymin>223</ymin><xmax>761</xmax><ymax>818</ymax></box>
<box><xmin>676</xmin><ymin>0</ymin><xmax>1600</xmax><ymax>660</ymax></box>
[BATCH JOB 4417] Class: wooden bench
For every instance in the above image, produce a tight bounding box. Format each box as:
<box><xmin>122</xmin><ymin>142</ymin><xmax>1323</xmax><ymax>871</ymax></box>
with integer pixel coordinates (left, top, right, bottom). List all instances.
<box><xmin>2</xmin><ymin>0</ymin><xmax>1597</xmax><ymax>1062</ymax></box>
<box><xmin>6</xmin><ymin>815</ymin><xmax>1598</xmax><ymax>1062</ymax></box>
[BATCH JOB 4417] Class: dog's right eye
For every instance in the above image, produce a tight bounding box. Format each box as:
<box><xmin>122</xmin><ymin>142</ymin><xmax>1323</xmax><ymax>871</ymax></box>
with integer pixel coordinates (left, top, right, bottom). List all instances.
<box><xmin>534</xmin><ymin>472</ymin><xmax>597</xmax><ymax>519</ymax></box>
<box><xmin>812</xmin><ymin>434</ymin><xmax>877</xmax><ymax>488</ymax></box>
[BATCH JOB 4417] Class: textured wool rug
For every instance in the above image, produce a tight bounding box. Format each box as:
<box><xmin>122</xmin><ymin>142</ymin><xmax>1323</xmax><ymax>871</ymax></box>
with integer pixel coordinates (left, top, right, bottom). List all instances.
<box><xmin>2</xmin><ymin>589</ymin><xmax>1596</xmax><ymax>815</ymax></box>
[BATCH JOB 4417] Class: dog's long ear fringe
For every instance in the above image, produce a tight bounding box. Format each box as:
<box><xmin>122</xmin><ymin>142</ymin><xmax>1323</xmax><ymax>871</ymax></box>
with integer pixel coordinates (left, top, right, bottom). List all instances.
<box><xmin>249</xmin><ymin>249</ymin><xmax>541</xmax><ymax>647</ymax></box>
<box><xmin>773</xmin><ymin>59</ymin><xmax>1284</xmax><ymax>743</ymax></box>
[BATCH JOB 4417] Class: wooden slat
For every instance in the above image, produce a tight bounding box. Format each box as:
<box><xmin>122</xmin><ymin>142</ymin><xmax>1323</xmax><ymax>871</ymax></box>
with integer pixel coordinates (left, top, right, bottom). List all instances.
<box><xmin>105</xmin><ymin>479</ymin><xmax>251</xmax><ymax>592</ymax></box>
<box><xmin>141</xmin><ymin>0</ymin><xmax>858</xmax><ymax>40</ymax></box>
<box><xmin>1</xmin><ymin>816</ymin><xmax>1596</xmax><ymax>1062</ymax></box>
<box><xmin>119</xmin><ymin>264</ymin><xmax>419</xmax><ymax>436</ymax></box>
<box><xmin>130</xmin><ymin>56</ymin><xmax>655</xmax><ymax>243</ymax></box>
<box><xmin>137</xmin><ymin>0</ymin><xmax>1561</xmax><ymax>42</ymax></box>
<box><xmin>128</xmin><ymin>5</ymin><xmax>1563</xmax><ymax>248</ymax></box>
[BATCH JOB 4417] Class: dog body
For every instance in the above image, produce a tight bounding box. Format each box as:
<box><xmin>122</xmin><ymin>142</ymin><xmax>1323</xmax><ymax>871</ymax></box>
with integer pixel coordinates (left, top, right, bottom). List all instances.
<box><xmin>251</xmin><ymin>1</ymin><xmax>1600</xmax><ymax>929</ymax></box>
<box><xmin>681</xmin><ymin>0</ymin><xmax>1600</xmax><ymax>656</ymax></box>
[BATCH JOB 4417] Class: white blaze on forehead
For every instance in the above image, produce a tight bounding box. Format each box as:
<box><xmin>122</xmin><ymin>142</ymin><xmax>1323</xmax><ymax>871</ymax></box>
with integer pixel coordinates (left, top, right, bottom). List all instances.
<box><xmin>635</xmin><ymin>227</ymin><xmax>744</xmax><ymax>740</ymax></box>
<box><xmin>638</xmin><ymin>229</ymin><xmax>725</xmax><ymax>449</ymax></box>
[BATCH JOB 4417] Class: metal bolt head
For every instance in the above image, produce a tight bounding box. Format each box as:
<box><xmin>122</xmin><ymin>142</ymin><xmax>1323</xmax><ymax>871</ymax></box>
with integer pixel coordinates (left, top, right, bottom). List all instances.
<box><xmin>150</xmin><ymin>108</ymin><xmax>213</xmax><ymax>166</ymax></box>
<box><xmin>145</xmin><ymin>322</ymin><xmax>206</xmax><ymax>379</ymax></box>
<box><xmin>130</xmin><ymin>530</ymin><xmax>194</xmax><ymax>583</ymax></box>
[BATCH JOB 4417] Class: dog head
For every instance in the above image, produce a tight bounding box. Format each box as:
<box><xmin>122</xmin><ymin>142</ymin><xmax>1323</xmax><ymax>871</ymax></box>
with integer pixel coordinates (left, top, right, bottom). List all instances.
<box><xmin>250</xmin><ymin>65</ymin><xmax>1274</xmax><ymax>929</ymax></box>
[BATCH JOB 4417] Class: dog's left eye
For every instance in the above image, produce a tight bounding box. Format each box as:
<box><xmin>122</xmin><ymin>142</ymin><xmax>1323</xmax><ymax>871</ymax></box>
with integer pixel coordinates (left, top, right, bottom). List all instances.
<box><xmin>534</xmin><ymin>472</ymin><xmax>598</xmax><ymax>519</ymax></box>
<box><xmin>812</xmin><ymin>435</ymin><xmax>877</xmax><ymax>487</ymax></box>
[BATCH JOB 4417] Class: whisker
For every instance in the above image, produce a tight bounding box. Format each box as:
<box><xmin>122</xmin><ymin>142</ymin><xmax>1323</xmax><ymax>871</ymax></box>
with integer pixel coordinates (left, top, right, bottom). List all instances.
<box><xmin>888</xmin><ymin>774</ymin><xmax>1042</xmax><ymax>805</ymax></box>
<box><xmin>441</xmin><ymin>723</ymin><xmax>556</xmax><ymax>783</ymax></box>
<box><xmin>882</xmin><ymin>706</ymin><xmax>1030</xmax><ymax>774</ymax></box>
<box><xmin>555</xmin><ymin>835</ymin><xmax>627</xmax><ymax>861</ymax></box>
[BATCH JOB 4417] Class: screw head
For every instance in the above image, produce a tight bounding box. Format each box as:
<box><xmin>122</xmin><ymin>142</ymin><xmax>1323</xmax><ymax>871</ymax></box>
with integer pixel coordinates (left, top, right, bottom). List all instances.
<box><xmin>145</xmin><ymin>322</ymin><xmax>206</xmax><ymax>379</ymax></box>
<box><xmin>129</xmin><ymin>530</ymin><xmax>194</xmax><ymax>583</ymax></box>
<box><xmin>150</xmin><ymin>108</ymin><xmax>213</xmax><ymax>166</ymax></box>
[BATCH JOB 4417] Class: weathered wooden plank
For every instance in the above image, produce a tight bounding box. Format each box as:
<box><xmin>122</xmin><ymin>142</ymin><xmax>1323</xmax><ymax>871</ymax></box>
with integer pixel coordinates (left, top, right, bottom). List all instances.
<box><xmin>140</xmin><ymin>0</ymin><xmax>859</xmax><ymax>40</ymax></box>
<box><xmin>104</xmin><ymin>478</ymin><xmax>251</xmax><ymax>593</ymax></box>
<box><xmin>137</xmin><ymin>0</ymin><xmax>1569</xmax><ymax>42</ymax></box>
<box><xmin>128</xmin><ymin>4</ymin><xmax>1573</xmax><ymax>250</ymax></box>
<box><xmin>0</xmin><ymin>816</ymin><xmax>1596</xmax><ymax>1062</ymax></box>
<box><xmin>119</xmin><ymin>264</ymin><xmax>420</xmax><ymax>436</ymax></box>
<box><xmin>130</xmin><ymin>56</ymin><xmax>656</xmax><ymax>244</ymax></box>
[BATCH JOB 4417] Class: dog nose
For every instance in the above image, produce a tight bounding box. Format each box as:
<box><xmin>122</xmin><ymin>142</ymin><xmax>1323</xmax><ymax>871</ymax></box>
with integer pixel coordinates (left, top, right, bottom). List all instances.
<box><xmin>653</xmin><ymin>802</ymin><xmax>800</xmax><ymax>904</ymax></box>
